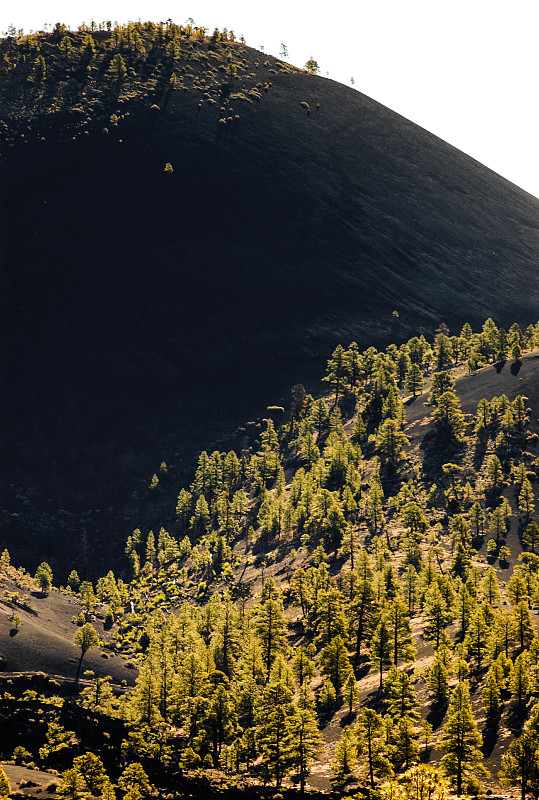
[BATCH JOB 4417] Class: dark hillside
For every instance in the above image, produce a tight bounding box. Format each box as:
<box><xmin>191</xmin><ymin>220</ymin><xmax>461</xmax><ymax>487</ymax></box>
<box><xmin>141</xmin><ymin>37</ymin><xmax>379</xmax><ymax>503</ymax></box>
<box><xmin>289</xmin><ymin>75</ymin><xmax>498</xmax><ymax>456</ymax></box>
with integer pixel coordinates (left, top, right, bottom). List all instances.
<box><xmin>1</xmin><ymin>24</ymin><xmax>539</xmax><ymax>573</ymax></box>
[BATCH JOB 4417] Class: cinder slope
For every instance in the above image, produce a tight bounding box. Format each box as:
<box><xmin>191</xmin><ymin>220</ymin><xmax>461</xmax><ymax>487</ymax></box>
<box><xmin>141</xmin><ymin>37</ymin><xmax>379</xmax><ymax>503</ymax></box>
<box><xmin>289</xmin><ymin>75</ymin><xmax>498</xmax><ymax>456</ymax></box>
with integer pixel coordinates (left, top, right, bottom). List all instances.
<box><xmin>1</xmin><ymin>29</ymin><xmax>538</xmax><ymax>570</ymax></box>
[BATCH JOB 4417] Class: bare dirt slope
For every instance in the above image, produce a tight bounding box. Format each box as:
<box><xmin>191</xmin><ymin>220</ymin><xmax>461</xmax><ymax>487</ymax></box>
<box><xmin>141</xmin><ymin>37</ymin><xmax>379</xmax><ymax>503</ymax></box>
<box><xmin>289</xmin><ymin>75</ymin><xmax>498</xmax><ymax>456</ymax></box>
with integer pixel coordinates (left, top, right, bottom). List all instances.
<box><xmin>0</xmin><ymin>577</ymin><xmax>136</xmax><ymax>685</ymax></box>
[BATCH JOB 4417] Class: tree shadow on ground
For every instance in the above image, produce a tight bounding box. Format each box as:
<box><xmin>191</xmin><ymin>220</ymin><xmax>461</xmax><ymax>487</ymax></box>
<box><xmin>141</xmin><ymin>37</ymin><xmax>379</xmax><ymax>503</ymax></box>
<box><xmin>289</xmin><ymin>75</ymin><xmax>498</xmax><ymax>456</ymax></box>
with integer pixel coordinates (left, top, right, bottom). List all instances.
<box><xmin>420</xmin><ymin>747</ymin><xmax>432</xmax><ymax>763</ymax></box>
<box><xmin>482</xmin><ymin>717</ymin><xmax>499</xmax><ymax>757</ymax></box>
<box><xmin>511</xmin><ymin>360</ymin><xmax>522</xmax><ymax>376</ymax></box>
<box><xmin>506</xmin><ymin>702</ymin><xmax>528</xmax><ymax>734</ymax></box>
<box><xmin>426</xmin><ymin>701</ymin><xmax>448</xmax><ymax>730</ymax></box>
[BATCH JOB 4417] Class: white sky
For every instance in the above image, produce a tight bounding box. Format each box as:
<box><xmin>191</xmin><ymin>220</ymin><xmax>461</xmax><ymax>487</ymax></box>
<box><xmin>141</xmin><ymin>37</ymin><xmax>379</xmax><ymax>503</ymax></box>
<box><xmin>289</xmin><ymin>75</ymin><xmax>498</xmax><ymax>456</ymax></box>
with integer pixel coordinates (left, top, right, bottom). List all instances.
<box><xmin>3</xmin><ymin>0</ymin><xmax>538</xmax><ymax>199</ymax></box>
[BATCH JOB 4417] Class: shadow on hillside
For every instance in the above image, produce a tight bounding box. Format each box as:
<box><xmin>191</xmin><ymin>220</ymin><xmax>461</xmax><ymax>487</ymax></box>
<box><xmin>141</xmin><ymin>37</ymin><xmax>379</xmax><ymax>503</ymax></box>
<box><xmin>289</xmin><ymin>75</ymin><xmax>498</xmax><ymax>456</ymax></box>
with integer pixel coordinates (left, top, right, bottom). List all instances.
<box><xmin>426</xmin><ymin>701</ymin><xmax>448</xmax><ymax>730</ymax></box>
<box><xmin>404</xmin><ymin>396</ymin><xmax>421</xmax><ymax>407</ymax></box>
<box><xmin>473</xmin><ymin>439</ymin><xmax>487</xmax><ymax>472</ymax></box>
<box><xmin>482</xmin><ymin>718</ymin><xmax>499</xmax><ymax>757</ymax></box>
<box><xmin>420</xmin><ymin>746</ymin><xmax>432</xmax><ymax>763</ymax></box>
<box><xmin>495</xmin><ymin>360</ymin><xmax>506</xmax><ymax>374</ymax></box>
<box><xmin>506</xmin><ymin>702</ymin><xmax>528</xmax><ymax>733</ymax></box>
<box><xmin>511</xmin><ymin>360</ymin><xmax>523</xmax><ymax>376</ymax></box>
<box><xmin>419</xmin><ymin>436</ymin><xmax>466</xmax><ymax>497</ymax></box>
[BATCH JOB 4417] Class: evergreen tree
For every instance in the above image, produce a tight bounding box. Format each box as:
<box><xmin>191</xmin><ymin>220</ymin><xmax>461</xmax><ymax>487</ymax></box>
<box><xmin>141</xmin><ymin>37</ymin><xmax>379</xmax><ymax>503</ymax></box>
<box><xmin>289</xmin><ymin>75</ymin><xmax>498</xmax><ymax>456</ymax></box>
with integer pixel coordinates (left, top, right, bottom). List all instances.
<box><xmin>343</xmin><ymin>672</ymin><xmax>358</xmax><ymax>715</ymax></box>
<box><xmin>332</xmin><ymin>726</ymin><xmax>356</xmax><ymax>787</ymax></box>
<box><xmin>383</xmin><ymin>665</ymin><xmax>419</xmax><ymax>720</ymax></box>
<box><xmin>351</xmin><ymin>579</ymin><xmax>378</xmax><ymax>666</ymax></box>
<box><xmin>292</xmin><ymin>646</ymin><xmax>315</xmax><ymax>687</ymax></box>
<box><xmin>73</xmin><ymin>623</ymin><xmax>100</xmax><ymax>685</ymax></box>
<box><xmin>404</xmin><ymin>363</ymin><xmax>424</xmax><ymax>397</ymax></box>
<box><xmin>392</xmin><ymin>717</ymin><xmax>419</xmax><ymax>771</ymax></box>
<box><xmin>290</xmin><ymin>684</ymin><xmax>322</xmax><ymax>793</ymax></box>
<box><xmin>320</xmin><ymin>635</ymin><xmax>353</xmax><ymax>694</ymax></box>
<box><xmin>355</xmin><ymin>708</ymin><xmax>393</xmax><ymax>788</ymax></box>
<box><xmin>523</xmin><ymin>521</ymin><xmax>539</xmax><ymax>553</ymax></box>
<box><xmin>510</xmin><ymin>651</ymin><xmax>530</xmax><ymax>706</ymax></box>
<box><xmin>433</xmin><ymin>391</ymin><xmax>466</xmax><ymax>443</ymax></box>
<box><xmin>518</xmin><ymin>478</ymin><xmax>535</xmax><ymax>525</ymax></box>
<box><xmin>427</xmin><ymin>654</ymin><xmax>450</xmax><ymax>703</ymax></box>
<box><xmin>480</xmin><ymin>566</ymin><xmax>501</xmax><ymax>605</ymax></box>
<box><xmin>465</xmin><ymin>609</ymin><xmax>489</xmax><ymax>670</ymax></box>
<box><xmin>440</xmin><ymin>682</ymin><xmax>486</xmax><ymax>795</ymax></box>
<box><xmin>108</xmin><ymin>53</ymin><xmax>127</xmax><ymax>81</ymax></box>
<box><xmin>499</xmin><ymin>729</ymin><xmax>539</xmax><ymax>800</ymax></box>
<box><xmin>378</xmin><ymin>418</ymin><xmax>409</xmax><ymax>472</ymax></box>
<box><xmin>256</xmin><ymin>681</ymin><xmax>295</xmax><ymax>787</ymax></box>
<box><xmin>35</xmin><ymin>562</ymin><xmax>53</xmax><ymax>593</ymax></box>
<box><xmin>71</xmin><ymin>753</ymin><xmax>110</xmax><ymax>796</ymax></box>
<box><xmin>423</xmin><ymin>582</ymin><xmax>453</xmax><ymax>649</ymax></box>
<box><xmin>513</xmin><ymin>601</ymin><xmax>536</xmax><ymax>652</ymax></box>
<box><xmin>255</xmin><ymin>596</ymin><xmax>287</xmax><ymax>681</ymax></box>
<box><xmin>387</xmin><ymin>597</ymin><xmax>416</xmax><ymax>666</ymax></box>
<box><xmin>204</xmin><ymin>681</ymin><xmax>239</xmax><ymax>765</ymax></box>
<box><xmin>481</xmin><ymin>669</ymin><xmax>501</xmax><ymax>717</ymax></box>
<box><xmin>370</xmin><ymin>615</ymin><xmax>393</xmax><ymax>690</ymax></box>
<box><xmin>0</xmin><ymin>767</ymin><xmax>11</xmax><ymax>798</ymax></box>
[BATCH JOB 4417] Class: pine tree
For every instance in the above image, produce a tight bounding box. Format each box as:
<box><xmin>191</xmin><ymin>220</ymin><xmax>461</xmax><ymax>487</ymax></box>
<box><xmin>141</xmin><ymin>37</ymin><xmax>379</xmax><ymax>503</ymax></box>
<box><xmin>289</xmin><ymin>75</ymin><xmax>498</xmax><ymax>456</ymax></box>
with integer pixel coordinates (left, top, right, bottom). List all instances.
<box><xmin>392</xmin><ymin>717</ymin><xmax>419</xmax><ymax>771</ymax></box>
<box><xmin>422</xmin><ymin>582</ymin><xmax>453</xmax><ymax>649</ymax></box>
<box><xmin>351</xmin><ymin>579</ymin><xmax>378</xmax><ymax>666</ymax></box>
<box><xmin>518</xmin><ymin>478</ymin><xmax>535</xmax><ymax>525</ymax></box>
<box><xmin>387</xmin><ymin>597</ymin><xmax>416</xmax><ymax>667</ymax></box>
<box><xmin>343</xmin><ymin>672</ymin><xmax>358</xmax><ymax>715</ymax></box>
<box><xmin>292</xmin><ymin>647</ymin><xmax>315</xmax><ymax>687</ymax></box>
<box><xmin>378</xmin><ymin>418</ymin><xmax>409</xmax><ymax>472</ymax></box>
<box><xmin>499</xmin><ymin>729</ymin><xmax>539</xmax><ymax>800</ymax></box>
<box><xmin>370</xmin><ymin>615</ymin><xmax>393</xmax><ymax>690</ymax></box>
<box><xmin>73</xmin><ymin>623</ymin><xmax>100</xmax><ymax>685</ymax></box>
<box><xmin>256</xmin><ymin>681</ymin><xmax>295</xmax><ymax>787</ymax></box>
<box><xmin>433</xmin><ymin>392</ymin><xmax>465</xmax><ymax>442</ymax></box>
<box><xmin>440</xmin><ymin>681</ymin><xmax>486</xmax><ymax>795</ymax></box>
<box><xmin>513</xmin><ymin>601</ymin><xmax>536</xmax><ymax>652</ymax></box>
<box><xmin>481</xmin><ymin>669</ymin><xmax>501</xmax><ymax>717</ymax></box>
<box><xmin>204</xmin><ymin>681</ymin><xmax>239</xmax><ymax>765</ymax></box>
<box><xmin>465</xmin><ymin>609</ymin><xmax>489</xmax><ymax>670</ymax></box>
<box><xmin>405</xmin><ymin>363</ymin><xmax>424</xmax><ymax>397</ymax></box>
<box><xmin>454</xmin><ymin>578</ymin><xmax>474</xmax><ymax>639</ymax></box>
<box><xmin>383</xmin><ymin>665</ymin><xmax>420</xmax><ymax>720</ymax></box>
<box><xmin>481</xmin><ymin>566</ymin><xmax>501</xmax><ymax>605</ymax></box>
<box><xmin>290</xmin><ymin>684</ymin><xmax>322</xmax><ymax>793</ymax></box>
<box><xmin>486</xmin><ymin>454</ymin><xmax>504</xmax><ymax>490</ymax></box>
<box><xmin>118</xmin><ymin>763</ymin><xmax>151</xmax><ymax>795</ymax></box>
<box><xmin>523</xmin><ymin>521</ymin><xmax>539</xmax><ymax>553</ymax></box>
<box><xmin>427</xmin><ymin>654</ymin><xmax>450</xmax><ymax>703</ymax></box>
<box><xmin>108</xmin><ymin>53</ymin><xmax>127</xmax><ymax>81</ymax></box>
<box><xmin>332</xmin><ymin>726</ymin><xmax>357</xmax><ymax>787</ymax></box>
<box><xmin>510</xmin><ymin>651</ymin><xmax>530</xmax><ymax>706</ymax></box>
<box><xmin>255</xmin><ymin>595</ymin><xmax>287</xmax><ymax>681</ymax></box>
<box><xmin>469</xmin><ymin>502</ymin><xmax>486</xmax><ymax>539</ymax></box>
<box><xmin>0</xmin><ymin>767</ymin><xmax>11</xmax><ymax>798</ymax></box>
<box><xmin>72</xmin><ymin>753</ymin><xmax>110</xmax><ymax>796</ymax></box>
<box><xmin>312</xmin><ymin>586</ymin><xmax>347</xmax><ymax>647</ymax></box>
<box><xmin>320</xmin><ymin>635</ymin><xmax>352</xmax><ymax>694</ymax></box>
<box><xmin>355</xmin><ymin>708</ymin><xmax>393</xmax><ymax>788</ymax></box>
<box><xmin>35</xmin><ymin>561</ymin><xmax>53</xmax><ymax>593</ymax></box>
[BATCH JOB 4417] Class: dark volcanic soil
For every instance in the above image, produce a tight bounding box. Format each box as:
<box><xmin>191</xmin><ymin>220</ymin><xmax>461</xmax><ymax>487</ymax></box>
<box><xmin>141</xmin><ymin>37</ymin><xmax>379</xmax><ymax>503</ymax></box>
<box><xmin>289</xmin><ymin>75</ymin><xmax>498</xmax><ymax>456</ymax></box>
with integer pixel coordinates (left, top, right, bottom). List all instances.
<box><xmin>0</xmin><ymin>577</ymin><xmax>136</xmax><ymax>684</ymax></box>
<box><xmin>1</xmin><ymin>33</ymin><xmax>538</xmax><ymax>576</ymax></box>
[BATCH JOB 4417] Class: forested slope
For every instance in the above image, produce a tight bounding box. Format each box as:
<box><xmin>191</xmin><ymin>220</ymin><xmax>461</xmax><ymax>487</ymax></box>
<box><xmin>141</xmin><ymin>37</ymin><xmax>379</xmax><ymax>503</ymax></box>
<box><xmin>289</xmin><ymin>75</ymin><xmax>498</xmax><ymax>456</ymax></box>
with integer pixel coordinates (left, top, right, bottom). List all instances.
<box><xmin>2</xmin><ymin>317</ymin><xmax>539</xmax><ymax>799</ymax></box>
